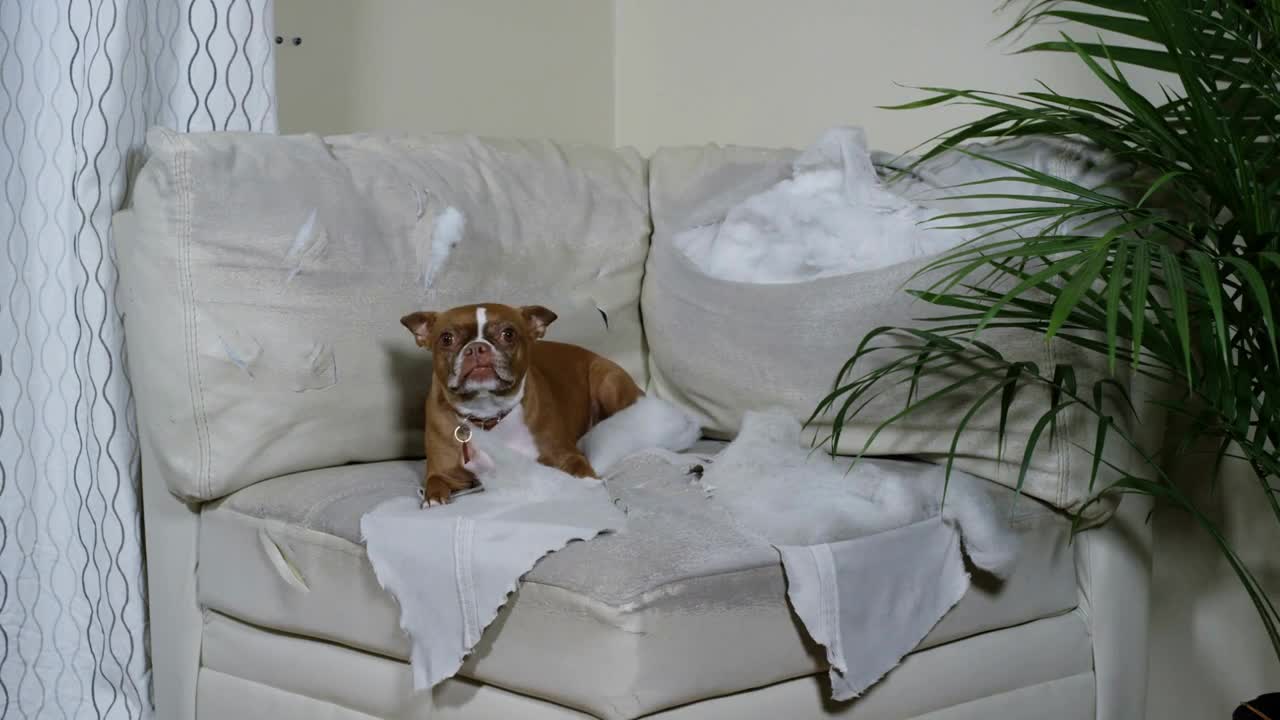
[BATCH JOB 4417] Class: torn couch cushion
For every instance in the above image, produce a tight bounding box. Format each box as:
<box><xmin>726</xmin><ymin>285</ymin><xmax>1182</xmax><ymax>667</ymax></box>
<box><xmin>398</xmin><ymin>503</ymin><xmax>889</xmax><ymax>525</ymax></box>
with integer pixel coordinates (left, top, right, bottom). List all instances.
<box><xmin>642</xmin><ymin>143</ymin><xmax>1139</xmax><ymax>518</ymax></box>
<box><xmin>118</xmin><ymin>129</ymin><xmax>650</xmax><ymax>501</ymax></box>
<box><xmin>197</xmin><ymin>451</ymin><xmax>1078</xmax><ymax>719</ymax></box>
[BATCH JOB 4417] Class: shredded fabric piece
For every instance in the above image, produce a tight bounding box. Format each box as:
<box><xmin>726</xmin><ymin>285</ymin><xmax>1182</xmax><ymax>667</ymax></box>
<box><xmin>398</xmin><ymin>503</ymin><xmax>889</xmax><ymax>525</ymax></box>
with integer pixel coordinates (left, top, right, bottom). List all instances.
<box><xmin>361</xmin><ymin>437</ymin><xmax>624</xmax><ymax>691</ymax></box>
<box><xmin>777</xmin><ymin>518</ymin><xmax>969</xmax><ymax>699</ymax></box>
<box><xmin>422</xmin><ymin>206</ymin><xmax>465</xmax><ymax>289</ymax></box>
<box><xmin>360</xmin><ymin>397</ymin><xmax>698</xmax><ymax>690</ymax></box>
<box><xmin>702</xmin><ymin>411</ymin><xmax>1019</xmax><ymax>699</ymax></box>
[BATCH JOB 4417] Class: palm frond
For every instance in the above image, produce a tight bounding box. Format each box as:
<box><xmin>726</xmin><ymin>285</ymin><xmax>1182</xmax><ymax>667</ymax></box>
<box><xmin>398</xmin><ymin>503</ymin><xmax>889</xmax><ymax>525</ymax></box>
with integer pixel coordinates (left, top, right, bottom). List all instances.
<box><xmin>818</xmin><ymin>0</ymin><xmax>1280</xmax><ymax>663</ymax></box>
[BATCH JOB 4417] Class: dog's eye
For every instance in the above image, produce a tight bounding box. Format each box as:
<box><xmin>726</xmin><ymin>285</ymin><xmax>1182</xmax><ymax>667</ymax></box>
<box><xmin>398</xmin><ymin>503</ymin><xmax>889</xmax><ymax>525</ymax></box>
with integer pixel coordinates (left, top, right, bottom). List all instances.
<box><xmin>501</xmin><ymin>328</ymin><xmax>516</xmax><ymax>343</ymax></box>
<box><xmin>439</xmin><ymin>332</ymin><xmax>454</xmax><ymax>348</ymax></box>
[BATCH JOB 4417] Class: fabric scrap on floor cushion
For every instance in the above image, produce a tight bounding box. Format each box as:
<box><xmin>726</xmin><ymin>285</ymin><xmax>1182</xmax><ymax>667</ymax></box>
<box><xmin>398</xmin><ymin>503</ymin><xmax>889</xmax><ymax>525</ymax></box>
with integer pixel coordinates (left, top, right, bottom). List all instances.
<box><xmin>778</xmin><ymin>519</ymin><xmax>969</xmax><ymax>699</ymax></box>
<box><xmin>361</xmin><ymin>435</ymin><xmax>624</xmax><ymax>691</ymax></box>
<box><xmin>700</xmin><ymin>411</ymin><xmax>1019</xmax><ymax>700</ymax></box>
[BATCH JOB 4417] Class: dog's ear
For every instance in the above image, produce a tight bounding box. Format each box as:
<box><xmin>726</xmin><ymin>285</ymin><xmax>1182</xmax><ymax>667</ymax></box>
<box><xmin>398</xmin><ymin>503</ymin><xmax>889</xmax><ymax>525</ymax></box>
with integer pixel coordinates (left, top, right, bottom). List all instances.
<box><xmin>519</xmin><ymin>305</ymin><xmax>557</xmax><ymax>340</ymax></box>
<box><xmin>400</xmin><ymin>311</ymin><xmax>438</xmax><ymax>348</ymax></box>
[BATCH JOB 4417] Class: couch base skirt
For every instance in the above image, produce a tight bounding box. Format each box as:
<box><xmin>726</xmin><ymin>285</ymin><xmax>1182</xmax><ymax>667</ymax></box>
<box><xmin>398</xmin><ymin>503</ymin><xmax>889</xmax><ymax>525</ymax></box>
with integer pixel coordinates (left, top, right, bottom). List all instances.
<box><xmin>197</xmin><ymin>668</ymin><xmax>1094</xmax><ymax>720</ymax></box>
<box><xmin>199</xmin><ymin>610</ymin><xmax>1094</xmax><ymax>719</ymax></box>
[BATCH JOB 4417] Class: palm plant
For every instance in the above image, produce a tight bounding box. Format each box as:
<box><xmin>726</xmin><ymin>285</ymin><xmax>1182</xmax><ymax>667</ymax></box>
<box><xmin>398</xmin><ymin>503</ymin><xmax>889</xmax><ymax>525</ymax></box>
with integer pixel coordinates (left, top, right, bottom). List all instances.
<box><xmin>814</xmin><ymin>0</ymin><xmax>1280</xmax><ymax>662</ymax></box>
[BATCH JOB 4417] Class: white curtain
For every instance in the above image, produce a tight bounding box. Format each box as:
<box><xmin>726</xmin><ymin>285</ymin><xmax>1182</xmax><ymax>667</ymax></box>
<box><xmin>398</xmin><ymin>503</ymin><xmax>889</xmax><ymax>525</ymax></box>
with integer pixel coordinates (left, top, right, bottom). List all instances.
<box><xmin>0</xmin><ymin>1</ymin><xmax>276</xmax><ymax>717</ymax></box>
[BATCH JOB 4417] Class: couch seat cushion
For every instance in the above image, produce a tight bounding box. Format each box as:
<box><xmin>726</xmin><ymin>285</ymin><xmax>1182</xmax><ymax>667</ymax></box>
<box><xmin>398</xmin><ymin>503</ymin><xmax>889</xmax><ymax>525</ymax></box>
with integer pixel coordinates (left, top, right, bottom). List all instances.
<box><xmin>197</xmin><ymin>446</ymin><xmax>1077</xmax><ymax>719</ymax></box>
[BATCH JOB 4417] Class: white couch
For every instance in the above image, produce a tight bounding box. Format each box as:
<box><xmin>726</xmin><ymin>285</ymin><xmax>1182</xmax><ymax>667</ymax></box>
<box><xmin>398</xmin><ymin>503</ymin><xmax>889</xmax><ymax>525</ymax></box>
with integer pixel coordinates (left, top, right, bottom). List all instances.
<box><xmin>115</xmin><ymin>129</ymin><xmax>1154</xmax><ymax>720</ymax></box>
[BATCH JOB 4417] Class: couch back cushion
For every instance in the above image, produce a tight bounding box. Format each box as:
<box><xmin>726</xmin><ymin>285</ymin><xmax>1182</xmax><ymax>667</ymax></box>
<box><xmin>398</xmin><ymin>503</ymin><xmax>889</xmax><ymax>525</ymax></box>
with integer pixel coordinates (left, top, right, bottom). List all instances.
<box><xmin>120</xmin><ymin>129</ymin><xmax>650</xmax><ymax>502</ymax></box>
<box><xmin>643</xmin><ymin>145</ymin><xmax>1139</xmax><ymax>518</ymax></box>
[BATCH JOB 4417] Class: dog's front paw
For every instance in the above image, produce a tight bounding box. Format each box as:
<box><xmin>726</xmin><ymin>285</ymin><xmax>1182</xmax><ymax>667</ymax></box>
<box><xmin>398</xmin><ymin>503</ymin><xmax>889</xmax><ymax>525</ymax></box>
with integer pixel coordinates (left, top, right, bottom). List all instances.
<box><xmin>556</xmin><ymin>453</ymin><xmax>598</xmax><ymax>479</ymax></box>
<box><xmin>422</xmin><ymin>475</ymin><xmax>456</xmax><ymax>508</ymax></box>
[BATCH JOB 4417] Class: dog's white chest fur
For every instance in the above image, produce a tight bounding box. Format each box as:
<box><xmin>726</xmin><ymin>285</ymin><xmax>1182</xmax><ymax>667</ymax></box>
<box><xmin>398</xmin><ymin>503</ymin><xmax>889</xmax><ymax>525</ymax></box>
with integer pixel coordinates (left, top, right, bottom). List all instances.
<box><xmin>453</xmin><ymin>381</ymin><xmax>540</xmax><ymax>460</ymax></box>
<box><xmin>483</xmin><ymin>404</ymin><xmax>540</xmax><ymax>459</ymax></box>
<box><xmin>455</xmin><ymin>376</ymin><xmax>540</xmax><ymax>458</ymax></box>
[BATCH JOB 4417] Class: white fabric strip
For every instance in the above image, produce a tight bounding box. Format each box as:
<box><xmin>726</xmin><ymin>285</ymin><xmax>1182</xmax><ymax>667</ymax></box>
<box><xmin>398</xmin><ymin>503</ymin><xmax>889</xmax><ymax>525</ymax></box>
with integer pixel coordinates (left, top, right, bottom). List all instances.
<box><xmin>779</xmin><ymin>517</ymin><xmax>972</xmax><ymax>700</ymax></box>
<box><xmin>362</xmin><ymin>436</ymin><xmax>625</xmax><ymax>691</ymax></box>
<box><xmin>704</xmin><ymin>412</ymin><xmax>1018</xmax><ymax>700</ymax></box>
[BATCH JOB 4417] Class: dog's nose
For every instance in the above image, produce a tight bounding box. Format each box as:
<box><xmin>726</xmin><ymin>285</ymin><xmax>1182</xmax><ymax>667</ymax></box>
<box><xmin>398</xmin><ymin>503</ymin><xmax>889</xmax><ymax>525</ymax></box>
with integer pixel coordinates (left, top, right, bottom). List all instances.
<box><xmin>463</xmin><ymin>344</ymin><xmax>490</xmax><ymax>358</ymax></box>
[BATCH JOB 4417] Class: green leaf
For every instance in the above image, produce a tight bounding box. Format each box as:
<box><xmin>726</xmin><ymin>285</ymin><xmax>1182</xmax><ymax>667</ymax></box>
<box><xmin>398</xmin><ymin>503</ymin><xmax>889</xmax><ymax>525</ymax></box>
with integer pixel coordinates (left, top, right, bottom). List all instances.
<box><xmin>878</xmin><ymin>89</ymin><xmax>963</xmax><ymax>111</ymax></box>
<box><xmin>907</xmin><ymin>349</ymin><xmax>933</xmax><ymax>406</ymax></box>
<box><xmin>1137</xmin><ymin>170</ymin><xmax>1185</xmax><ymax>208</ymax></box>
<box><xmin>1096</xmin><ymin>376</ymin><xmax>1139</xmax><ymax>418</ymax></box>
<box><xmin>1018</xmin><ymin>402</ymin><xmax>1075</xmax><ymax>497</ymax></box>
<box><xmin>1018</xmin><ymin>41</ymin><xmax>1180</xmax><ymax>73</ymax></box>
<box><xmin>1064</xmin><ymin>35</ymin><xmax>1188</xmax><ymax>158</ymax></box>
<box><xmin>1160</xmin><ymin>245</ymin><xmax>1194</xmax><ymax>384</ymax></box>
<box><xmin>850</xmin><ymin>363</ymin><xmax>1006</xmax><ymax>462</ymax></box>
<box><xmin>971</xmin><ymin>254</ymin><xmax>1093</xmax><ymax>334</ymax></box>
<box><xmin>1224</xmin><ymin>257</ymin><xmax>1279</xmax><ymax>364</ymax></box>
<box><xmin>1130</xmin><ymin>240</ymin><xmax>1151</xmax><ymax>362</ymax></box>
<box><xmin>944</xmin><ymin>147</ymin><xmax>1128</xmax><ymax>206</ymax></box>
<box><xmin>1105</xmin><ymin>241</ymin><xmax>1129</xmax><ymax>372</ymax></box>
<box><xmin>1035</xmin><ymin>10</ymin><xmax>1163</xmax><ymax>45</ymax></box>
<box><xmin>1090</xmin><ymin>415</ymin><xmax>1113</xmax><ymax>492</ymax></box>
<box><xmin>945</xmin><ymin>373</ymin><xmax>1021</xmax><ymax>496</ymax></box>
<box><xmin>998</xmin><ymin>363</ymin><xmax>1028</xmax><ymax>464</ymax></box>
<box><xmin>1047</xmin><ymin>245</ymin><xmax>1109</xmax><ymax>340</ymax></box>
<box><xmin>1189</xmin><ymin>250</ymin><xmax>1230</xmax><ymax>366</ymax></box>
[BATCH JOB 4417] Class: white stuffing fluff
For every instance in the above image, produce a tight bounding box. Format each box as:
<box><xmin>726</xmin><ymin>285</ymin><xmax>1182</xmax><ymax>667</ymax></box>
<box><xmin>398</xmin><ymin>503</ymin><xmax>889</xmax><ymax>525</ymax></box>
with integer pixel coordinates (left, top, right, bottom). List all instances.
<box><xmin>423</xmin><ymin>206</ymin><xmax>465</xmax><ymax>288</ymax></box>
<box><xmin>285</xmin><ymin>208</ymin><xmax>322</xmax><ymax>283</ymax></box>
<box><xmin>463</xmin><ymin>431</ymin><xmax>599</xmax><ymax>501</ymax></box>
<box><xmin>674</xmin><ymin>127</ymin><xmax>957</xmax><ymax>284</ymax></box>
<box><xmin>706</xmin><ymin>411</ymin><xmax>1017</xmax><ymax>577</ymax></box>
<box><xmin>578</xmin><ymin>396</ymin><xmax>702</xmax><ymax>474</ymax></box>
<box><xmin>676</xmin><ymin>126</ymin><xmax>1130</xmax><ymax>284</ymax></box>
<box><xmin>217</xmin><ymin>333</ymin><xmax>261</xmax><ymax>377</ymax></box>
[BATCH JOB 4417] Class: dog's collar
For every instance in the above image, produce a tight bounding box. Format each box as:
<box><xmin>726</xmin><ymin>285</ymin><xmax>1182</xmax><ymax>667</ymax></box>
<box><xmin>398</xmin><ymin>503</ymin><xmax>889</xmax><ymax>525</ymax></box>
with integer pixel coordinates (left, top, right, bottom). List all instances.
<box><xmin>452</xmin><ymin>405</ymin><xmax>513</xmax><ymax>432</ymax></box>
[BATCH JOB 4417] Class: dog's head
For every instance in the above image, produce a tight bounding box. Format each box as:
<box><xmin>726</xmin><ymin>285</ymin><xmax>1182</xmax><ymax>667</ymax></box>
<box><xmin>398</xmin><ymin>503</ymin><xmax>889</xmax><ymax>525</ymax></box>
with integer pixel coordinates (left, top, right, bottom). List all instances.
<box><xmin>400</xmin><ymin>303</ymin><xmax>557</xmax><ymax>399</ymax></box>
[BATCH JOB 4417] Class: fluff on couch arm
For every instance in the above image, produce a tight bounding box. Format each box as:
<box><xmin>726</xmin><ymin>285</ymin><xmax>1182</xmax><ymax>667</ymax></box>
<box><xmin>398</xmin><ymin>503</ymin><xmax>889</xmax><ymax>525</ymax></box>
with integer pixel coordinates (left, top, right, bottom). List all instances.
<box><xmin>578</xmin><ymin>396</ymin><xmax>702</xmax><ymax>474</ymax></box>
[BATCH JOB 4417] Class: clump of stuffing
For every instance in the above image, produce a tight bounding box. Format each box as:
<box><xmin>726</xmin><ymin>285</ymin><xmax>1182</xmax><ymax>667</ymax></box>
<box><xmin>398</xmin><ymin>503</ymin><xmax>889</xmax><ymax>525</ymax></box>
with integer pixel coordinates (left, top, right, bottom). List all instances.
<box><xmin>578</xmin><ymin>396</ymin><xmax>702</xmax><ymax>473</ymax></box>
<box><xmin>675</xmin><ymin>126</ymin><xmax>1130</xmax><ymax>284</ymax></box>
<box><xmin>706</xmin><ymin>411</ymin><xmax>1018</xmax><ymax>575</ymax></box>
<box><xmin>422</xmin><ymin>206</ymin><xmax>465</xmax><ymax>288</ymax></box>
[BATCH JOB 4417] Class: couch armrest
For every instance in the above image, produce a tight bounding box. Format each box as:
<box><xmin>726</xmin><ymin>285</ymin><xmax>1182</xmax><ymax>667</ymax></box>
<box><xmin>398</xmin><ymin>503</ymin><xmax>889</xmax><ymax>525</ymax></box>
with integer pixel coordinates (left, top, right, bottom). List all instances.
<box><xmin>140</xmin><ymin>439</ymin><xmax>203</xmax><ymax>720</ymax></box>
<box><xmin>117</xmin><ymin>206</ymin><xmax>203</xmax><ymax>719</ymax></box>
<box><xmin>1076</xmin><ymin>493</ymin><xmax>1154</xmax><ymax>720</ymax></box>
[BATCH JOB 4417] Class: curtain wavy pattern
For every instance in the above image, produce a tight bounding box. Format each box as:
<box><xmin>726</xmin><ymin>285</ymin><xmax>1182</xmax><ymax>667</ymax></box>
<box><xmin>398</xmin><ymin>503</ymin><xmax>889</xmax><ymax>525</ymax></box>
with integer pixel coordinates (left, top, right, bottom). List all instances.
<box><xmin>0</xmin><ymin>1</ymin><xmax>276</xmax><ymax>717</ymax></box>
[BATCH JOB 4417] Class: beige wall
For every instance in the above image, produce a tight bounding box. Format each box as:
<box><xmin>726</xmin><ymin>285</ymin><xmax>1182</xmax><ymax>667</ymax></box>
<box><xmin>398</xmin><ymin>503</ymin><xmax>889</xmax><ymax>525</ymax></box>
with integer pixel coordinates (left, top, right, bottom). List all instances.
<box><xmin>614</xmin><ymin>0</ymin><xmax>1161</xmax><ymax>155</ymax></box>
<box><xmin>275</xmin><ymin>0</ymin><xmax>613</xmax><ymax>145</ymax></box>
<box><xmin>273</xmin><ymin>0</ymin><xmax>1160</xmax><ymax>156</ymax></box>
<box><xmin>274</xmin><ymin>0</ymin><xmax>1149</xmax><ymax>155</ymax></box>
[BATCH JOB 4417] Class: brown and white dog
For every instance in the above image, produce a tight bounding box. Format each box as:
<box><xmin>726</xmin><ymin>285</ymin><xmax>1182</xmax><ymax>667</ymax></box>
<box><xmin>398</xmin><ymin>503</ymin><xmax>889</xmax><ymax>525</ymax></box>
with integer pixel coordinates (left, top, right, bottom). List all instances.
<box><xmin>400</xmin><ymin>303</ymin><xmax>643</xmax><ymax>506</ymax></box>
